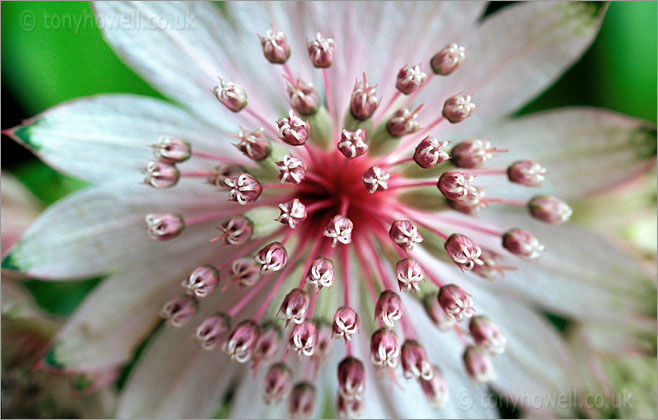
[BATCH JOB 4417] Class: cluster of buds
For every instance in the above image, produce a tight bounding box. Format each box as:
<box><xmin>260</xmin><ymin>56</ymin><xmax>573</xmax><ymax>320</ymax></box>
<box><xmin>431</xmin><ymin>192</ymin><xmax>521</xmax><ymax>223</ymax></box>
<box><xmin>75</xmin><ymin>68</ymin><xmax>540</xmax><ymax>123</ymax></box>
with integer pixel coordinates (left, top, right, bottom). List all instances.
<box><xmin>323</xmin><ymin>215</ymin><xmax>354</xmax><ymax>247</ymax></box>
<box><xmin>438</xmin><ymin>284</ymin><xmax>476</xmax><ymax>321</ymax></box>
<box><xmin>396</xmin><ymin>64</ymin><xmax>427</xmax><ymax>95</ymax></box>
<box><xmin>508</xmin><ymin>160</ymin><xmax>546</xmax><ymax>187</ymax></box>
<box><xmin>182</xmin><ymin>265</ymin><xmax>219</xmax><ymax>298</ymax></box>
<box><xmin>276</xmin><ymin>154</ymin><xmax>307</xmax><ymax>184</ymax></box>
<box><xmin>212</xmin><ymin>215</ymin><xmax>253</xmax><ymax>246</ymax></box>
<box><xmin>276</xmin><ymin>198</ymin><xmax>308</xmax><ymax>229</ymax></box>
<box><xmin>438</xmin><ymin>171</ymin><xmax>480</xmax><ymax>202</ymax></box>
<box><xmin>387</xmin><ymin>105</ymin><xmax>423</xmax><ymax>137</ymax></box>
<box><xmin>362</xmin><ymin>165</ymin><xmax>391</xmax><ymax>193</ymax></box>
<box><xmin>307</xmin><ymin>32</ymin><xmax>335</xmax><ymax>68</ymax></box>
<box><xmin>145</xmin><ymin>213</ymin><xmax>185</xmax><ymax>241</ymax></box>
<box><xmin>225</xmin><ymin>173</ymin><xmax>263</xmax><ymax>205</ymax></box>
<box><xmin>442</xmin><ymin>93</ymin><xmax>476</xmax><ymax>124</ymax></box>
<box><xmin>350</xmin><ymin>73</ymin><xmax>380</xmax><ymax>121</ymax></box>
<box><xmin>278</xmin><ymin>288</ymin><xmax>310</xmax><ymax>327</ymax></box>
<box><xmin>206</xmin><ymin>164</ymin><xmax>244</xmax><ymax>189</ymax></box>
<box><xmin>195</xmin><ymin>313</ymin><xmax>230</xmax><ymax>350</ymax></box>
<box><xmin>502</xmin><ymin>228</ymin><xmax>544</xmax><ymax>259</ymax></box>
<box><xmin>395</xmin><ymin>257</ymin><xmax>425</xmax><ymax>293</ymax></box>
<box><xmin>451</xmin><ymin>139</ymin><xmax>499</xmax><ymax>169</ymax></box>
<box><xmin>230</xmin><ymin>257</ymin><xmax>261</xmax><ymax>287</ymax></box>
<box><xmin>160</xmin><ymin>295</ymin><xmax>197</xmax><ymax>327</ymax></box>
<box><xmin>430</xmin><ymin>43</ymin><xmax>466</xmax><ymax>76</ymax></box>
<box><xmin>332</xmin><ymin>306</ymin><xmax>360</xmax><ymax>343</ymax></box>
<box><xmin>337</xmin><ymin>357</ymin><xmax>366</xmax><ymax>401</ymax></box>
<box><xmin>143</xmin><ymin>160</ymin><xmax>180</xmax><ymax>189</ymax></box>
<box><xmin>277</xmin><ymin>110</ymin><xmax>310</xmax><ymax>146</ymax></box>
<box><xmin>286</xmin><ymin>77</ymin><xmax>320</xmax><ymax>116</ymax></box>
<box><xmin>224</xmin><ymin>320</ymin><xmax>260</xmax><ymax>363</ymax></box>
<box><xmin>413</xmin><ymin>136</ymin><xmax>450</xmax><ymax>169</ymax></box>
<box><xmin>259</xmin><ymin>28</ymin><xmax>290</xmax><ymax>64</ymax></box>
<box><xmin>213</xmin><ymin>77</ymin><xmax>248</xmax><ymax>112</ymax></box>
<box><xmin>389</xmin><ymin>219</ymin><xmax>423</xmax><ymax>251</ymax></box>
<box><xmin>528</xmin><ymin>195</ymin><xmax>572</xmax><ymax>224</ymax></box>
<box><xmin>232</xmin><ymin>127</ymin><xmax>270</xmax><ymax>161</ymax></box>
<box><xmin>337</xmin><ymin>129</ymin><xmax>368</xmax><ymax>159</ymax></box>
<box><xmin>305</xmin><ymin>256</ymin><xmax>335</xmax><ymax>290</ymax></box>
<box><xmin>255</xmin><ymin>241</ymin><xmax>288</xmax><ymax>274</ymax></box>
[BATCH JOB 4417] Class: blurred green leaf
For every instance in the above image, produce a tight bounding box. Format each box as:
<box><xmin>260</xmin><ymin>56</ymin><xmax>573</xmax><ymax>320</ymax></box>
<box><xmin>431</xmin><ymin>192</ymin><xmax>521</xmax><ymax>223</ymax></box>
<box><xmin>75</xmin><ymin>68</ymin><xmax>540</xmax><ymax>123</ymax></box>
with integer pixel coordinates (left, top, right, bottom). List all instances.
<box><xmin>11</xmin><ymin>160</ymin><xmax>88</xmax><ymax>206</ymax></box>
<box><xmin>23</xmin><ymin>277</ymin><xmax>102</xmax><ymax>316</ymax></box>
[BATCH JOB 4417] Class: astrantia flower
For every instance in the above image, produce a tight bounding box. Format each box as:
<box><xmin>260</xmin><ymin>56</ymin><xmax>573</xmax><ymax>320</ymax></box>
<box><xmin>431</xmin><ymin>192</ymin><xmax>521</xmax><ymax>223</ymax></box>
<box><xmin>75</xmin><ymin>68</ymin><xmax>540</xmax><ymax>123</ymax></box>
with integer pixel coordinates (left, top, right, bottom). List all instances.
<box><xmin>2</xmin><ymin>2</ymin><xmax>656</xmax><ymax>419</ymax></box>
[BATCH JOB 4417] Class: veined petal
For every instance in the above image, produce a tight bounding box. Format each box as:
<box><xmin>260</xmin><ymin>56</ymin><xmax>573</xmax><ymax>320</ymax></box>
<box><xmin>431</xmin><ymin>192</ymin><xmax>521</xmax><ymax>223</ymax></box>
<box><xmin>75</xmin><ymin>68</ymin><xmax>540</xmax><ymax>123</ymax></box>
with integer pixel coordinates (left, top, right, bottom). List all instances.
<box><xmin>3</xmin><ymin>94</ymin><xmax>245</xmax><ymax>184</ymax></box>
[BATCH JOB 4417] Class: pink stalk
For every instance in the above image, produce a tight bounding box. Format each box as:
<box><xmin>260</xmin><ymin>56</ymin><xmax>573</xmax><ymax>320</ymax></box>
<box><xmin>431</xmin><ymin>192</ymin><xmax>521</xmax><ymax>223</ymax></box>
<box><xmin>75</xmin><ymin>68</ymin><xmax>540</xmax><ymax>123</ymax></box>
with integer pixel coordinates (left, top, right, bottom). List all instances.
<box><xmin>180</xmin><ymin>170</ymin><xmax>214</xmax><ymax>178</ymax></box>
<box><xmin>403</xmin><ymin>72</ymin><xmax>434</xmax><ymax>107</ymax></box>
<box><xmin>185</xmin><ymin>209</ymin><xmax>242</xmax><ymax>226</ymax></box>
<box><xmin>415</xmin><ymin>115</ymin><xmax>445</xmax><ymax>139</ymax></box>
<box><xmin>322</xmin><ymin>68</ymin><xmax>335</xmax><ymax>126</ymax></box>
<box><xmin>373</xmin><ymin>90</ymin><xmax>401</xmax><ymax>126</ymax></box>
<box><xmin>217</xmin><ymin>229</ymin><xmax>283</xmax><ymax>271</ymax></box>
<box><xmin>298</xmin><ymin>231</ymin><xmax>326</xmax><ymax>288</ymax></box>
<box><xmin>462</xmin><ymin>169</ymin><xmax>507</xmax><ymax>176</ymax></box>
<box><xmin>304</xmin><ymin>198</ymin><xmax>335</xmax><ymax>214</ymax></box>
<box><xmin>394</xmin><ymin>205</ymin><xmax>449</xmax><ymax>240</ymax></box>
<box><xmin>262</xmin><ymin>183</ymin><xmax>294</xmax><ymax>189</ymax></box>
<box><xmin>280</xmin><ymin>228</ymin><xmax>295</xmax><ymax>245</ymax></box>
<box><xmin>283</xmin><ymin>63</ymin><xmax>295</xmax><ymax>81</ymax></box>
<box><xmin>227</xmin><ymin>272</ymin><xmax>273</xmax><ymax>317</ymax></box>
<box><xmin>383</xmin><ymin>156</ymin><xmax>414</xmax><ymax>168</ymax></box>
<box><xmin>191</xmin><ymin>151</ymin><xmax>246</xmax><ymax>165</ymax></box>
<box><xmin>387</xmin><ymin>179</ymin><xmax>436</xmax><ymax>191</ymax></box>
<box><xmin>340</xmin><ymin>246</ymin><xmax>351</xmax><ymax>307</ymax></box>
<box><xmin>304</xmin><ymin>172</ymin><xmax>333</xmax><ymax>190</ymax></box>
<box><xmin>363</xmin><ymin>237</ymin><xmax>395</xmax><ymax>291</ymax></box>
<box><xmin>485</xmin><ymin>197</ymin><xmax>527</xmax><ymax>207</ymax></box>
<box><xmin>340</xmin><ymin>196</ymin><xmax>350</xmax><ymax>216</ymax></box>
<box><xmin>353</xmin><ymin>239</ymin><xmax>378</xmax><ymax>306</ymax></box>
<box><xmin>245</xmin><ymin>107</ymin><xmax>278</xmax><ymax>138</ymax></box>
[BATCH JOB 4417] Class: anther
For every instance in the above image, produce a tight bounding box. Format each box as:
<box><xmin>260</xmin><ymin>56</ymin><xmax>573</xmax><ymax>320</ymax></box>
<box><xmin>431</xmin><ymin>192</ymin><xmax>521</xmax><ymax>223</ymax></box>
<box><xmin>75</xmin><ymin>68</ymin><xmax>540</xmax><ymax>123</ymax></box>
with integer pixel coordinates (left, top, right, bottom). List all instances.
<box><xmin>396</xmin><ymin>64</ymin><xmax>427</xmax><ymax>95</ymax></box>
<box><xmin>231</xmin><ymin>127</ymin><xmax>270</xmax><ymax>161</ymax></box>
<box><xmin>160</xmin><ymin>295</ymin><xmax>197</xmax><ymax>327</ymax></box>
<box><xmin>422</xmin><ymin>294</ymin><xmax>457</xmax><ymax>331</ymax></box>
<box><xmin>507</xmin><ymin>160</ymin><xmax>546</xmax><ymax>187</ymax></box>
<box><xmin>259</xmin><ymin>28</ymin><xmax>291</xmax><ymax>64</ymax></box>
<box><xmin>438</xmin><ymin>284</ymin><xmax>476</xmax><ymax>321</ymax></box>
<box><xmin>276</xmin><ymin>198</ymin><xmax>307</xmax><ymax>229</ymax></box>
<box><xmin>419</xmin><ymin>366</ymin><xmax>449</xmax><ymax>408</ymax></box>
<box><xmin>286</xmin><ymin>77</ymin><xmax>320</xmax><ymax>116</ymax></box>
<box><xmin>451</xmin><ymin>139</ymin><xmax>501</xmax><ymax>169</ymax></box>
<box><xmin>387</xmin><ymin>105</ymin><xmax>423</xmax><ymax>138</ymax></box>
<box><xmin>323</xmin><ymin>215</ymin><xmax>354</xmax><ymax>247</ymax></box>
<box><xmin>230</xmin><ymin>257</ymin><xmax>261</xmax><ymax>287</ymax></box>
<box><xmin>395</xmin><ymin>257</ymin><xmax>425</xmax><ymax>293</ymax></box>
<box><xmin>151</xmin><ymin>135</ymin><xmax>191</xmax><ymax>163</ymax></box>
<box><xmin>350</xmin><ymin>73</ymin><xmax>380</xmax><ymax>121</ymax></box>
<box><xmin>401</xmin><ymin>340</ymin><xmax>434</xmax><ymax>380</ymax></box>
<box><xmin>289</xmin><ymin>382</ymin><xmax>316</xmax><ymax>418</ymax></box>
<box><xmin>430</xmin><ymin>43</ymin><xmax>466</xmax><ymax>76</ymax></box>
<box><xmin>277</xmin><ymin>110</ymin><xmax>310</xmax><ymax>146</ymax></box>
<box><xmin>211</xmin><ymin>216</ymin><xmax>253</xmax><ymax>245</ymax></box>
<box><xmin>213</xmin><ymin>77</ymin><xmax>248</xmax><ymax>112</ymax></box>
<box><xmin>370</xmin><ymin>328</ymin><xmax>401</xmax><ymax>368</ymax></box>
<box><xmin>375</xmin><ymin>290</ymin><xmax>403</xmax><ymax>329</ymax></box>
<box><xmin>182</xmin><ymin>265</ymin><xmax>220</xmax><ymax>298</ymax></box>
<box><xmin>288</xmin><ymin>320</ymin><xmax>318</xmax><ymax>357</ymax></box>
<box><xmin>145</xmin><ymin>213</ymin><xmax>185</xmax><ymax>241</ymax></box>
<box><xmin>307</xmin><ymin>32</ymin><xmax>335</xmax><ymax>68</ymax></box>
<box><xmin>263</xmin><ymin>363</ymin><xmax>293</xmax><ymax>404</ymax></box>
<box><xmin>362</xmin><ymin>165</ymin><xmax>391</xmax><ymax>193</ymax></box>
<box><xmin>502</xmin><ymin>228</ymin><xmax>544</xmax><ymax>259</ymax></box>
<box><xmin>143</xmin><ymin>160</ymin><xmax>180</xmax><ymax>189</ymax></box>
<box><xmin>469</xmin><ymin>316</ymin><xmax>506</xmax><ymax>355</ymax></box>
<box><xmin>389</xmin><ymin>220</ymin><xmax>423</xmax><ymax>251</ymax></box>
<box><xmin>206</xmin><ymin>164</ymin><xmax>245</xmax><ymax>189</ymax></box>
<box><xmin>195</xmin><ymin>313</ymin><xmax>230</xmax><ymax>350</ymax></box>
<box><xmin>463</xmin><ymin>345</ymin><xmax>496</xmax><ymax>383</ymax></box>
<box><xmin>337</xmin><ymin>357</ymin><xmax>366</xmax><ymax>401</ymax></box>
<box><xmin>437</xmin><ymin>171</ymin><xmax>479</xmax><ymax>201</ymax></box>
<box><xmin>276</xmin><ymin>154</ymin><xmax>308</xmax><ymax>184</ymax></box>
<box><xmin>337</xmin><ymin>129</ymin><xmax>368</xmax><ymax>159</ymax></box>
<box><xmin>306</xmin><ymin>257</ymin><xmax>335</xmax><ymax>290</ymax></box>
<box><xmin>225</xmin><ymin>173</ymin><xmax>263</xmax><ymax>205</ymax></box>
<box><xmin>278</xmin><ymin>288</ymin><xmax>310</xmax><ymax>327</ymax></box>
<box><xmin>442</xmin><ymin>93</ymin><xmax>476</xmax><ymax>124</ymax></box>
<box><xmin>332</xmin><ymin>306</ymin><xmax>360</xmax><ymax>343</ymax></box>
<box><xmin>224</xmin><ymin>320</ymin><xmax>260</xmax><ymax>363</ymax></box>
<box><xmin>413</xmin><ymin>136</ymin><xmax>450</xmax><ymax>169</ymax></box>
<box><xmin>255</xmin><ymin>241</ymin><xmax>288</xmax><ymax>274</ymax></box>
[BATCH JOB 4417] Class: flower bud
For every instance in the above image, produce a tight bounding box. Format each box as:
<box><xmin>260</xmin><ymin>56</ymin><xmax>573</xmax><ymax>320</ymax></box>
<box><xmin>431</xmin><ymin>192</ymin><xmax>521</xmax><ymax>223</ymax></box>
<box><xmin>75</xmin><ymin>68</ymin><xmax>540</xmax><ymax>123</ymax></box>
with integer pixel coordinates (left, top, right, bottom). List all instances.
<box><xmin>469</xmin><ymin>316</ymin><xmax>506</xmax><ymax>354</ymax></box>
<box><xmin>253</xmin><ymin>323</ymin><xmax>282</xmax><ymax>362</ymax></box>
<box><xmin>259</xmin><ymin>28</ymin><xmax>290</xmax><ymax>64</ymax></box>
<box><xmin>401</xmin><ymin>340</ymin><xmax>433</xmax><ymax>380</ymax></box>
<box><xmin>206</xmin><ymin>164</ymin><xmax>244</xmax><ymax>189</ymax></box>
<box><xmin>277</xmin><ymin>110</ymin><xmax>310</xmax><ymax>146</ymax></box>
<box><xmin>224</xmin><ymin>320</ymin><xmax>260</xmax><ymax>363</ymax></box>
<box><xmin>389</xmin><ymin>220</ymin><xmax>423</xmax><ymax>251</ymax></box>
<box><xmin>422</xmin><ymin>294</ymin><xmax>456</xmax><ymax>331</ymax></box>
<box><xmin>287</xmin><ymin>78</ymin><xmax>320</xmax><ymax>116</ymax></box>
<box><xmin>444</xmin><ymin>233</ymin><xmax>483</xmax><ymax>271</ymax></box>
<box><xmin>182</xmin><ymin>265</ymin><xmax>219</xmax><ymax>298</ymax></box>
<box><xmin>231</xmin><ymin>257</ymin><xmax>261</xmax><ymax>287</ymax></box>
<box><xmin>225</xmin><ymin>173</ymin><xmax>263</xmax><ymax>205</ymax></box>
<box><xmin>471</xmin><ymin>249</ymin><xmax>504</xmax><ymax>280</ymax></box>
<box><xmin>438</xmin><ymin>284</ymin><xmax>476</xmax><ymax>321</ymax></box>
<box><xmin>528</xmin><ymin>196</ymin><xmax>572</xmax><ymax>224</ymax></box>
<box><xmin>232</xmin><ymin>127</ymin><xmax>270</xmax><ymax>161</ymax></box>
<box><xmin>446</xmin><ymin>193</ymin><xmax>486</xmax><ymax>216</ymax></box>
<box><xmin>160</xmin><ymin>295</ymin><xmax>197</xmax><ymax>327</ymax></box>
<box><xmin>288</xmin><ymin>320</ymin><xmax>318</xmax><ymax>357</ymax></box>
<box><xmin>395</xmin><ymin>257</ymin><xmax>424</xmax><ymax>293</ymax></box>
<box><xmin>438</xmin><ymin>171</ymin><xmax>479</xmax><ymax>201</ymax></box>
<box><xmin>387</xmin><ymin>106</ymin><xmax>422</xmax><ymax>138</ymax></box>
<box><xmin>337</xmin><ymin>357</ymin><xmax>366</xmax><ymax>401</ymax></box>
<box><xmin>264</xmin><ymin>363</ymin><xmax>293</xmax><ymax>404</ymax></box>
<box><xmin>362</xmin><ymin>165</ymin><xmax>391</xmax><ymax>194</ymax></box>
<box><xmin>305</xmin><ymin>257</ymin><xmax>335</xmax><ymax>290</ymax></box>
<box><xmin>442</xmin><ymin>93</ymin><xmax>475</xmax><ymax>123</ymax></box>
<box><xmin>289</xmin><ymin>382</ymin><xmax>316</xmax><ymax>418</ymax></box>
<box><xmin>451</xmin><ymin>139</ymin><xmax>495</xmax><ymax>169</ymax></box>
<box><xmin>337</xmin><ymin>129</ymin><xmax>368</xmax><ymax>159</ymax></box>
<box><xmin>396</xmin><ymin>64</ymin><xmax>427</xmax><ymax>95</ymax></box>
<box><xmin>213</xmin><ymin>77</ymin><xmax>248</xmax><ymax>112</ymax></box>
<box><xmin>213</xmin><ymin>215</ymin><xmax>253</xmax><ymax>246</ymax></box>
<box><xmin>152</xmin><ymin>135</ymin><xmax>191</xmax><ymax>163</ymax></box>
<box><xmin>430</xmin><ymin>43</ymin><xmax>466</xmax><ymax>75</ymax></box>
<box><xmin>323</xmin><ymin>215</ymin><xmax>353</xmax><ymax>247</ymax></box>
<box><xmin>374</xmin><ymin>290</ymin><xmax>402</xmax><ymax>329</ymax></box>
<box><xmin>145</xmin><ymin>213</ymin><xmax>185</xmax><ymax>241</ymax></box>
<box><xmin>337</xmin><ymin>394</ymin><xmax>363</xmax><ymax>419</ymax></box>
<box><xmin>502</xmin><ymin>228</ymin><xmax>544</xmax><ymax>259</ymax></box>
<box><xmin>278</xmin><ymin>288</ymin><xmax>310</xmax><ymax>327</ymax></box>
<box><xmin>307</xmin><ymin>32</ymin><xmax>335</xmax><ymax>68</ymax></box>
<box><xmin>507</xmin><ymin>160</ymin><xmax>546</xmax><ymax>187</ymax></box>
<box><xmin>195</xmin><ymin>313</ymin><xmax>230</xmax><ymax>350</ymax></box>
<box><xmin>350</xmin><ymin>74</ymin><xmax>380</xmax><ymax>121</ymax></box>
<box><xmin>332</xmin><ymin>306</ymin><xmax>360</xmax><ymax>343</ymax></box>
<box><xmin>143</xmin><ymin>160</ymin><xmax>179</xmax><ymax>189</ymax></box>
<box><xmin>420</xmin><ymin>366</ymin><xmax>449</xmax><ymax>408</ymax></box>
<box><xmin>276</xmin><ymin>154</ymin><xmax>307</xmax><ymax>184</ymax></box>
<box><xmin>255</xmin><ymin>242</ymin><xmax>288</xmax><ymax>274</ymax></box>
<box><xmin>277</xmin><ymin>198</ymin><xmax>307</xmax><ymax>229</ymax></box>
<box><xmin>370</xmin><ymin>328</ymin><xmax>401</xmax><ymax>368</ymax></box>
<box><xmin>463</xmin><ymin>345</ymin><xmax>496</xmax><ymax>383</ymax></box>
<box><xmin>413</xmin><ymin>136</ymin><xmax>450</xmax><ymax>169</ymax></box>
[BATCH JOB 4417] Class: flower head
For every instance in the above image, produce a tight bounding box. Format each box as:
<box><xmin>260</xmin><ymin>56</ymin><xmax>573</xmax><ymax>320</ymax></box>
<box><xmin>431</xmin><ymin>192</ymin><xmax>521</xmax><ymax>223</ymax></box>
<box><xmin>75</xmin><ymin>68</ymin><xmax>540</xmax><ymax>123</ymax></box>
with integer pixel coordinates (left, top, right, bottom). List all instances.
<box><xmin>259</xmin><ymin>28</ymin><xmax>290</xmax><ymax>64</ymax></box>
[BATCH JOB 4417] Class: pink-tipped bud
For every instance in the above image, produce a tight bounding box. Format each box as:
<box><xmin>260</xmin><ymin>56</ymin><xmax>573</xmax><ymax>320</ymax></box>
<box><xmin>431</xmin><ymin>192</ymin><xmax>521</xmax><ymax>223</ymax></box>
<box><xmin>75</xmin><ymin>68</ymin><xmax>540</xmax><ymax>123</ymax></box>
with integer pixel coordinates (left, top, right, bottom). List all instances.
<box><xmin>451</xmin><ymin>139</ymin><xmax>496</xmax><ymax>169</ymax></box>
<box><xmin>182</xmin><ymin>265</ymin><xmax>219</xmax><ymax>298</ymax></box>
<box><xmin>255</xmin><ymin>242</ymin><xmax>288</xmax><ymax>274</ymax></box>
<box><xmin>438</xmin><ymin>284</ymin><xmax>476</xmax><ymax>321</ymax></box>
<box><xmin>337</xmin><ymin>357</ymin><xmax>366</xmax><ymax>401</ymax></box>
<box><xmin>528</xmin><ymin>196</ymin><xmax>572</xmax><ymax>225</ymax></box>
<box><xmin>370</xmin><ymin>328</ymin><xmax>401</xmax><ymax>368</ymax></box>
<box><xmin>160</xmin><ymin>295</ymin><xmax>197</xmax><ymax>327</ymax></box>
<box><xmin>206</xmin><ymin>164</ymin><xmax>245</xmax><ymax>189</ymax></box>
<box><xmin>259</xmin><ymin>28</ymin><xmax>291</xmax><ymax>64</ymax></box>
<box><xmin>264</xmin><ymin>363</ymin><xmax>293</xmax><ymax>404</ymax></box>
<box><xmin>231</xmin><ymin>257</ymin><xmax>261</xmax><ymax>287</ymax></box>
<box><xmin>143</xmin><ymin>160</ymin><xmax>179</xmax><ymax>189</ymax></box>
<box><xmin>213</xmin><ymin>216</ymin><xmax>253</xmax><ymax>246</ymax></box>
<box><xmin>337</xmin><ymin>394</ymin><xmax>363</xmax><ymax>419</ymax></box>
<box><xmin>463</xmin><ymin>345</ymin><xmax>496</xmax><ymax>383</ymax></box>
<box><xmin>287</xmin><ymin>78</ymin><xmax>320</xmax><ymax>116</ymax></box>
<box><xmin>396</xmin><ymin>64</ymin><xmax>427</xmax><ymax>95</ymax></box>
<box><xmin>306</xmin><ymin>257</ymin><xmax>335</xmax><ymax>290</ymax></box>
<box><xmin>253</xmin><ymin>323</ymin><xmax>282</xmax><ymax>362</ymax></box>
<box><xmin>431</xmin><ymin>43</ymin><xmax>466</xmax><ymax>76</ymax></box>
<box><xmin>387</xmin><ymin>106</ymin><xmax>422</xmax><ymax>138</ymax></box>
<box><xmin>213</xmin><ymin>77</ymin><xmax>248</xmax><ymax>112</ymax></box>
<box><xmin>225</xmin><ymin>173</ymin><xmax>263</xmax><ymax>205</ymax></box>
<box><xmin>472</xmin><ymin>249</ymin><xmax>504</xmax><ymax>280</ymax></box>
<box><xmin>401</xmin><ymin>340</ymin><xmax>433</xmax><ymax>380</ymax></box>
<box><xmin>289</xmin><ymin>382</ymin><xmax>316</xmax><ymax>418</ymax></box>
<box><xmin>288</xmin><ymin>320</ymin><xmax>318</xmax><ymax>357</ymax></box>
<box><xmin>277</xmin><ymin>110</ymin><xmax>310</xmax><ymax>146</ymax></box>
<box><xmin>375</xmin><ymin>290</ymin><xmax>403</xmax><ymax>329</ymax></box>
<box><xmin>195</xmin><ymin>313</ymin><xmax>230</xmax><ymax>350</ymax></box>
<box><xmin>438</xmin><ymin>171</ymin><xmax>479</xmax><ymax>201</ymax></box>
<box><xmin>362</xmin><ymin>165</ymin><xmax>391</xmax><ymax>194</ymax></box>
<box><xmin>420</xmin><ymin>366</ymin><xmax>449</xmax><ymax>408</ymax></box>
<box><xmin>233</xmin><ymin>127</ymin><xmax>270</xmax><ymax>161</ymax></box>
<box><xmin>413</xmin><ymin>136</ymin><xmax>450</xmax><ymax>169</ymax></box>
<box><xmin>332</xmin><ymin>306</ymin><xmax>360</xmax><ymax>343</ymax></box>
<box><xmin>277</xmin><ymin>198</ymin><xmax>307</xmax><ymax>229</ymax></box>
<box><xmin>444</xmin><ymin>233</ymin><xmax>483</xmax><ymax>271</ymax></box>
<box><xmin>276</xmin><ymin>154</ymin><xmax>307</xmax><ymax>184</ymax></box>
<box><xmin>350</xmin><ymin>74</ymin><xmax>380</xmax><ymax>121</ymax></box>
<box><xmin>314</xmin><ymin>323</ymin><xmax>333</xmax><ymax>361</ymax></box>
<box><xmin>323</xmin><ymin>215</ymin><xmax>353</xmax><ymax>247</ymax></box>
<box><xmin>224</xmin><ymin>320</ymin><xmax>260</xmax><ymax>363</ymax></box>
<box><xmin>442</xmin><ymin>93</ymin><xmax>475</xmax><ymax>123</ymax></box>
<box><xmin>447</xmin><ymin>192</ymin><xmax>487</xmax><ymax>216</ymax></box>
<box><xmin>307</xmin><ymin>32</ymin><xmax>335</xmax><ymax>68</ymax></box>
<box><xmin>337</xmin><ymin>129</ymin><xmax>368</xmax><ymax>159</ymax></box>
<box><xmin>502</xmin><ymin>228</ymin><xmax>544</xmax><ymax>259</ymax></box>
<box><xmin>278</xmin><ymin>288</ymin><xmax>310</xmax><ymax>327</ymax></box>
<box><xmin>508</xmin><ymin>160</ymin><xmax>546</xmax><ymax>187</ymax></box>
<box><xmin>145</xmin><ymin>213</ymin><xmax>185</xmax><ymax>241</ymax></box>
<box><xmin>395</xmin><ymin>257</ymin><xmax>424</xmax><ymax>293</ymax></box>
<box><xmin>469</xmin><ymin>316</ymin><xmax>506</xmax><ymax>355</ymax></box>
<box><xmin>422</xmin><ymin>294</ymin><xmax>456</xmax><ymax>331</ymax></box>
<box><xmin>389</xmin><ymin>220</ymin><xmax>423</xmax><ymax>251</ymax></box>
<box><xmin>152</xmin><ymin>135</ymin><xmax>191</xmax><ymax>163</ymax></box>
